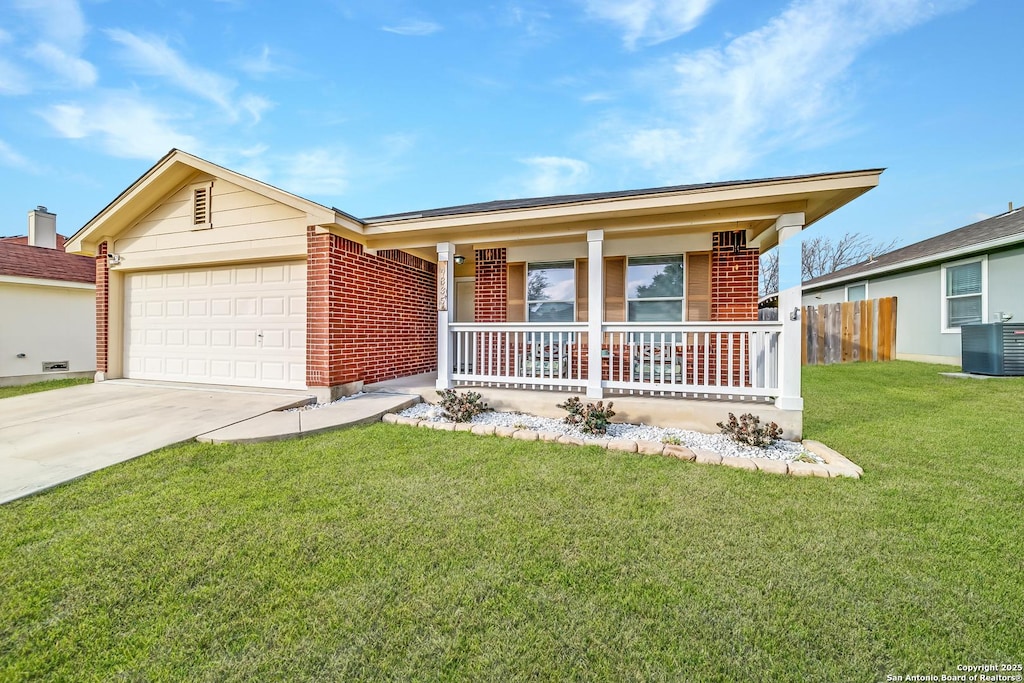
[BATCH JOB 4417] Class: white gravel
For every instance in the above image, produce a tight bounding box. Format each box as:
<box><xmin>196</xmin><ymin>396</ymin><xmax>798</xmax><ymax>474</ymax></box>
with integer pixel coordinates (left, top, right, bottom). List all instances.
<box><xmin>286</xmin><ymin>391</ymin><xmax>367</xmax><ymax>412</ymax></box>
<box><xmin>397</xmin><ymin>402</ymin><xmax>820</xmax><ymax>463</ymax></box>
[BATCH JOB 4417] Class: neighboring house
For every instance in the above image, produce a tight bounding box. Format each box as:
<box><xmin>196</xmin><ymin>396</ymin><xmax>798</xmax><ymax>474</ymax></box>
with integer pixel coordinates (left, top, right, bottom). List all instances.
<box><xmin>0</xmin><ymin>208</ymin><xmax>96</xmax><ymax>386</ymax></box>
<box><xmin>802</xmin><ymin>207</ymin><xmax>1024</xmax><ymax>365</ymax></box>
<box><xmin>66</xmin><ymin>149</ymin><xmax>882</xmax><ymax>436</ymax></box>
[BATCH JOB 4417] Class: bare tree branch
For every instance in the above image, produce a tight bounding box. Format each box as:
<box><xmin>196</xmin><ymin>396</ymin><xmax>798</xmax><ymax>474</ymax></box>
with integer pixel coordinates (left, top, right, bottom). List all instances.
<box><xmin>759</xmin><ymin>233</ymin><xmax>899</xmax><ymax>296</ymax></box>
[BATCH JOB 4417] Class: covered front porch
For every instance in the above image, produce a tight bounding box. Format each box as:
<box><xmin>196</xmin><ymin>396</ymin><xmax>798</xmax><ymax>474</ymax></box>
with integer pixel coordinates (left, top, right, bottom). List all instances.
<box><xmin>360</xmin><ymin>169</ymin><xmax>884</xmax><ymax>439</ymax></box>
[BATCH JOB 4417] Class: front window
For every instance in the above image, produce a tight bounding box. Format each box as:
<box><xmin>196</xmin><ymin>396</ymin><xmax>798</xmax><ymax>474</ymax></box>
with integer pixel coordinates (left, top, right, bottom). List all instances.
<box><xmin>942</xmin><ymin>258</ymin><xmax>985</xmax><ymax>331</ymax></box>
<box><xmin>627</xmin><ymin>255</ymin><xmax>684</xmax><ymax>322</ymax></box>
<box><xmin>527</xmin><ymin>261</ymin><xmax>575</xmax><ymax>322</ymax></box>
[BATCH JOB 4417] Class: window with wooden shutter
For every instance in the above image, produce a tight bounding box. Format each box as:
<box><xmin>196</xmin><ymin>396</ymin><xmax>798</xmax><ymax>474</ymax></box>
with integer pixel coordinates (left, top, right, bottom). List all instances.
<box><xmin>686</xmin><ymin>251</ymin><xmax>712</xmax><ymax>321</ymax></box>
<box><xmin>603</xmin><ymin>256</ymin><xmax>626</xmax><ymax>322</ymax></box>
<box><xmin>507</xmin><ymin>262</ymin><xmax>526</xmax><ymax>321</ymax></box>
<box><xmin>575</xmin><ymin>258</ymin><xmax>588</xmax><ymax>322</ymax></box>
<box><xmin>191</xmin><ymin>182</ymin><xmax>213</xmax><ymax>229</ymax></box>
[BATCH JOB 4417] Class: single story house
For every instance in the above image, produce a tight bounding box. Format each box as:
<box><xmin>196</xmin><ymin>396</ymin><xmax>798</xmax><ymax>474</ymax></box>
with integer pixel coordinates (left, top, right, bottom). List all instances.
<box><xmin>0</xmin><ymin>207</ymin><xmax>96</xmax><ymax>386</ymax></box>
<box><xmin>66</xmin><ymin>150</ymin><xmax>882</xmax><ymax>436</ymax></box>
<box><xmin>802</xmin><ymin>206</ymin><xmax>1024</xmax><ymax>365</ymax></box>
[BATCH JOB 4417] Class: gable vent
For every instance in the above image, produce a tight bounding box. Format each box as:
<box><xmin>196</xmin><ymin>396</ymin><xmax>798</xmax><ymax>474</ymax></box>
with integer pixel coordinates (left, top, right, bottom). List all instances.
<box><xmin>191</xmin><ymin>181</ymin><xmax>213</xmax><ymax>229</ymax></box>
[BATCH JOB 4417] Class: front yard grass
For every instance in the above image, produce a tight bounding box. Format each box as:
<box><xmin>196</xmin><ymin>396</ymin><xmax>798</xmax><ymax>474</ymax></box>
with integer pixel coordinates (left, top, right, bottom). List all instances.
<box><xmin>0</xmin><ymin>377</ymin><xmax>91</xmax><ymax>400</ymax></box>
<box><xmin>1</xmin><ymin>361</ymin><xmax>1022</xmax><ymax>680</ymax></box>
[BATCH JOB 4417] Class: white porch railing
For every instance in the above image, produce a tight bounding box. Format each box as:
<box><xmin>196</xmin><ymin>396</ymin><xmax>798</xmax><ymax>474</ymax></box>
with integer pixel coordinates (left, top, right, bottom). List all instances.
<box><xmin>447</xmin><ymin>321</ymin><xmax>781</xmax><ymax>399</ymax></box>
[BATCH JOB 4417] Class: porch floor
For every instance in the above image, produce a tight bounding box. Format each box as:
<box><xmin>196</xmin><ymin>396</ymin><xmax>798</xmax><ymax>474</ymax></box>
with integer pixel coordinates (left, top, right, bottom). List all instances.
<box><xmin>365</xmin><ymin>372</ymin><xmax>802</xmax><ymax>439</ymax></box>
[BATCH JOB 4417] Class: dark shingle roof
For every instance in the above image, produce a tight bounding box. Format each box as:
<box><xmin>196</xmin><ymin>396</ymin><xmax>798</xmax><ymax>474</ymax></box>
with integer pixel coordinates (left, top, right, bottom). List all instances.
<box><xmin>804</xmin><ymin>207</ymin><xmax>1024</xmax><ymax>288</ymax></box>
<box><xmin>0</xmin><ymin>235</ymin><xmax>96</xmax><ymax>284</ymax></box>
<box><xmin>363</xmin><ymin>170</ymin><xmax>883</xmax><ymax>222</ymax></box>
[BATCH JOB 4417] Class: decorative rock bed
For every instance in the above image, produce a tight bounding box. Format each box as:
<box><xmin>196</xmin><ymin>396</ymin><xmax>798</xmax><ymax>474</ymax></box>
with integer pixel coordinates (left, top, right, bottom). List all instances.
<box><xmin>383</xmin><ymin>405</ymin><xmax>863</xmax><ymax>479</ymax></box>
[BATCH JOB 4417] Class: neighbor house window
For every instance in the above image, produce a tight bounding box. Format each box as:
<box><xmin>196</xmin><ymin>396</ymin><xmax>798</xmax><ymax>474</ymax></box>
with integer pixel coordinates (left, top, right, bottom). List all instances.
<box><xmin>846</xmin><ymin>282</ymin><xmax>868</xmax><ymax>302</ymax></box>
<box><xmin>941</xmin><ymin>256</ymin><xmax>986</xmax><ymax>332</ymax></box>
<box><xmin>627</xmin><ymin>255</ymin><xmax>684</xmax><ymax>322</ymax></box>
<box><xmin>527</xmin><ymin>261</ymin><xmax>575</xmax><ymax>322</ymax></box>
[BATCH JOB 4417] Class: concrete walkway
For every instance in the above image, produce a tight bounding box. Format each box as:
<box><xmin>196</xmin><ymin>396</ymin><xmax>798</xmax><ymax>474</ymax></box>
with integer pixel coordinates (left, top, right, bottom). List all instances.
<box><xmin>196</xmin><ymin>392</ymin><xmax>421</xmax><ymax>444</ymax></box>
<box><xmin>1</xmin><ymin>380</ymin><xmax>315</xmax><ymax>504</ymax></box>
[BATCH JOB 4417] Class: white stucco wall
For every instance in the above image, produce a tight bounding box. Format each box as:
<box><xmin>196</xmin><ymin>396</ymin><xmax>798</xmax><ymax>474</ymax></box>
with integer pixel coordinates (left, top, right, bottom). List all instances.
<box><xmin>0</xmin><ymin>279</ymin><xmax>96</xmax><ymax>384</ymax></box>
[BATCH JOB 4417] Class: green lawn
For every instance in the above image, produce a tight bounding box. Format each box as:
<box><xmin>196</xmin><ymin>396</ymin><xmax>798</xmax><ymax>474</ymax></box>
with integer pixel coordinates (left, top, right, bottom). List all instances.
<box><xmin>1</xmin><ymin>362</ymin><xmax>1022</xmax><ymax>681</ymax></box>
<box><xmin>0</xmin><ymin>377</ymin><xmax>91</xmax><ymax>399</ymax></box>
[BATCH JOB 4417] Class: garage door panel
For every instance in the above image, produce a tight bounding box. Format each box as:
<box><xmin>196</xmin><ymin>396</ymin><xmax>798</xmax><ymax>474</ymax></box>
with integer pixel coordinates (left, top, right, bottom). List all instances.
<box><xmin>125</xmin><ymin>261</ymin><xmax>306</xmax><ymax>390</ymax></box>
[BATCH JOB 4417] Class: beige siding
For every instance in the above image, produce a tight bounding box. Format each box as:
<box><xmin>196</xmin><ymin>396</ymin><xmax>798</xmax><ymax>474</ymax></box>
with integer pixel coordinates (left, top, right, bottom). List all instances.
<box><xmin>114</xmin><ymin>174</ymin><xmax>308</xmax><ymax>269</ymax></box>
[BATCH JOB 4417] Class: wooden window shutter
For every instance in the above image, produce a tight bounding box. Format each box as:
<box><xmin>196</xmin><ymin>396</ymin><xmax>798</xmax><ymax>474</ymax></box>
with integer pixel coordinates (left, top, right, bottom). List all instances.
<box><xmin>507</xmin><ymin>262</ymin><xmax>526</xmax><ymax>321</ymax></box>
<box><xmin>686</xmin><ymin>251</ymin><xmax>712</xmax><ymax>321</ymax></box>
<box><xmin>575</xmin><ymin>258</ymin><xmax>588</xmax><ymax>322</ymax></box>
<box><xmin>604</xmin><ymin>256</ymin><xmax>626</xmax><ymax>322</ymax></box>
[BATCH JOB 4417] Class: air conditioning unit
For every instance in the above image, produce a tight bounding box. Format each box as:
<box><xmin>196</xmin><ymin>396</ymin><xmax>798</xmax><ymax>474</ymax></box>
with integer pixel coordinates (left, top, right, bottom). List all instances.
<box><xmin>961</xmin><ymin>323</ymin><xmax>1024</xmax><ymax>376</ymax></box>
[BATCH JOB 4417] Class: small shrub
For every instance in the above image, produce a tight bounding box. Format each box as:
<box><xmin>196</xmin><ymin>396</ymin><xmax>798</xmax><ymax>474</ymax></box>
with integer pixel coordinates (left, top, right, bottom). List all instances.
<box><xmin>557</xmin><ymin>396</ymin><xmax>616</xmax><ymax>436</ymax></box>
<box><xmin>436</xmin><ymin>389</ymin><xmax>491</xmax><ymax>423</ymax></box>
<box><xmin>661</xmin><ymin>434</ymin><xmax>683</xmax><ymax>446</ymax></box>
<box><xmin>716</xmin><ymin>412</ymin><xmax>783</xmax><ymax>448</ymax></box>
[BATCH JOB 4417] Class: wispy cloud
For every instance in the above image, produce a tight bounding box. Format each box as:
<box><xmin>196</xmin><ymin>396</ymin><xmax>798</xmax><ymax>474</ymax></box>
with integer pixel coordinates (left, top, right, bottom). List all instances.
<box><xmin>238</xmin><ymin>44</ymin><xmax>286</xmax><ymax>78</ymax></box>
<box><xmin>277</xmin><ymin>149</ymin><xmax>349</xmax><ymax>196</ymax></box>
<box><xmin>381</xmin><ymin>20</ymin><xmax>442</xmax><ymax>36</ymax></box>
<box><xmin>12</xmin><ymin>0</ymin><xmax>89</xmax><ymax>51</ymax></box>
<box><xmin>27</xmin><ymin>43</ymin><xmax>97</xmax><ymax>88</ymax></box>
<box><xmin>601</xmin><ymin>0</ymin><xmax>969</xmax><ymax>181</ymax></box>
<box><xmin>580</xmin><ymin>0</ymin><xmax>717</xmax><ymax>49</ymax></box>
<box><xmin>0</xmin><ymin>139</ymin><xmax>31</xmax><ymax>169</ymax></box>
<box><xmin>40</xmin><ymin>92</ymin><xmax>201</xmax><ymax>159</ymax></box>
<box><xmin>518</xmin><ymin>156</ymin><xmax>591</xmax><ymax>196</ymax></box>
<box><xmin>105</xmin><ymin>29</ymin><xmax>271</xmax><ymax>123</ymax></box>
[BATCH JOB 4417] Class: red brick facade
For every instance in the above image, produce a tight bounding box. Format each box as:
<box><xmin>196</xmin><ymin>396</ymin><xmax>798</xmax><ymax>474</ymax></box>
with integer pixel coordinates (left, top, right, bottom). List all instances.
<box><xmin>474</xmin><ymin>248</ymin><xmax>507</xmax><ymax>322</ymax></box>
<box><xmin>96</xmin><ymin>242</ymin><xmax>109</xmax><ymax>373</ymax></box>
<box><xmin>305</xmin><ymin>228</ymin><xmax>437</xmax><ymax>389</ymax></box>
<box><xmin>711</xmin><ymin>230</ymin><xmax>759</xmax><ymax>321</ymax></box>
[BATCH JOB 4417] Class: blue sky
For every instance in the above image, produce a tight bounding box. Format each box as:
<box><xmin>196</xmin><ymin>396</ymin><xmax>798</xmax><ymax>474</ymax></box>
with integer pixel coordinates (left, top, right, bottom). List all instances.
<box><xmin>1</xmin><ymin>0</ymin><xmax>1021</xmax><ymax>249</ymax></box>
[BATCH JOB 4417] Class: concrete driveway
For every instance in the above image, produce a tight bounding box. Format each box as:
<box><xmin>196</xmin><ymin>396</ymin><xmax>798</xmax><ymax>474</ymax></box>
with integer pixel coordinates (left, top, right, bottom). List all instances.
<box><xmin>0</xmin><ymin>380</ymin><xmax>313</xmax><ymax>504</ymax></box>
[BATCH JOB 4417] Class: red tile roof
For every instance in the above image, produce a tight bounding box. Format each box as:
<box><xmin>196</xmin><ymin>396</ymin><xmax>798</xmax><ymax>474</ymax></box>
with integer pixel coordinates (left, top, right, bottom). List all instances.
<box><xmin>0</xmin><ymin>234</ymin><xmax>96</xmax><ymax>284</ymax></box>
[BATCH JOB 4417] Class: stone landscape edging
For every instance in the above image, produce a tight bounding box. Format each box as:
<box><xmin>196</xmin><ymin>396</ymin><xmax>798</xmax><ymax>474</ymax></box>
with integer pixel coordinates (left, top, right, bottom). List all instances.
<box><xmin>381</xmin><ymin>413</ymin><xmax>862</xmax><ymax>479</ymax></box>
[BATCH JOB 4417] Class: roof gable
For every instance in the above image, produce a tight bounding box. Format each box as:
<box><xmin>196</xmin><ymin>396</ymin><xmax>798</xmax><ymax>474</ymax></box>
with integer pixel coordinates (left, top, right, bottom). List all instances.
<box><xmin>65</xmin><ymin>149</ymin><xmax>360</xmax><ymax>256</ymax></box>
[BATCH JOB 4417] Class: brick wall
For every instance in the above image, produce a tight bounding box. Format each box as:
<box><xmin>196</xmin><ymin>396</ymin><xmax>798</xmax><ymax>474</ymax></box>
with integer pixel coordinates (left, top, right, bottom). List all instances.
<box><xmin>96</xmin><ymin>242</ymin><xmax>109</xmax><ymax>373</ymax></box>
<box><xmin>474</xmin><ymin>248</ymin><xmax>507</xmax><ymax>322</ymax></box>
<box><xmin>711</xmin><ymin>230</ymin><xmax>759</xmax><ymax>321</ymax></box>
<box><xmin>306</xmin><ymin>228</ymin><xmax>437</xmax><ymax>388</ymax></box>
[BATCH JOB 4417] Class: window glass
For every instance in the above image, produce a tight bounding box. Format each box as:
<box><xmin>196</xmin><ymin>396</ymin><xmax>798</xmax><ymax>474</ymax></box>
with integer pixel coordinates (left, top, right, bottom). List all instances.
<box><xmin>626</xmin><ymin>255</ymin><xmax>683</xmax><ymax>322</ymax></box>
<box><xmin>527</xmin><ymin>261</ymin><xmax>574</xmax><ymax>322</ymax></box>
<box><xmin>846</xmin><ymin>284</ymin><xmax>867</xmax><ymax>302</ymax></box>
<box><xmin>944</xmin><ymin>261</ymin><xmax>983</xmax><ymax>328</ymax></box>
<box><xmin>946</xmin><ymin>262</ymin><xmax>982</xmax><ymax>296</ymax></box>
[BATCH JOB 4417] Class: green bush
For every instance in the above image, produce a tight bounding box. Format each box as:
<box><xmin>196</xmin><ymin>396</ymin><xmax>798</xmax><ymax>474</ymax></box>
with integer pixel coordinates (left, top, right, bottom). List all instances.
<box><xmin>436</xmin><ymin>389</ymin><xmax>491</xmax><ymax>423</ymax></box>
<box><xmin>716</xmin><ymin>412</ymin><xmax>783</xmax><ymax>447</ymax></box>
<box><xmin>557</xmin><ymin>396</ymin><xmax>616</xmax><ymax>436</ymax></box>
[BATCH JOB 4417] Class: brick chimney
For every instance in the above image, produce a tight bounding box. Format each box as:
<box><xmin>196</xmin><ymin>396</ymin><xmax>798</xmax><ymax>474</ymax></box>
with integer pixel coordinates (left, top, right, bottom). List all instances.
<box><xmin>28</xmin><ymin>206</ymin><xmax>57</xmax><ymax>249</ymax></box>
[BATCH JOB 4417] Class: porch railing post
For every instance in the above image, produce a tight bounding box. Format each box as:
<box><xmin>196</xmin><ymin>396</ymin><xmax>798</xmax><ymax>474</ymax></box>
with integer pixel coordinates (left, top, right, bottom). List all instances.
<box><xmin>436</xmin><ymin>242</ymin><xmax>455</xmax><ymax>390</ymax></box>
<box><xmin>586</xmin><ymin>230</ymin><xmax>604</xmax><ymax>399</ymax></box>
<box><xmin>774</xmin><ymin>213</ymin><xmax>804</xmax><ymax>411</ymax></box>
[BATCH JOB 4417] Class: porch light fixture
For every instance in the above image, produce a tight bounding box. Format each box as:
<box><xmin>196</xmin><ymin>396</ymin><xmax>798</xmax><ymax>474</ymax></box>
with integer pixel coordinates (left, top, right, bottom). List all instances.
<box><xmin>106</xmin><ymin>253</ymin><xmax>122</xmax><ymax>266</ymax></box>
<box><xmin>453</xmin><ymin>255</ymin><xmax>466</xmax><ymax>265</ymax></box>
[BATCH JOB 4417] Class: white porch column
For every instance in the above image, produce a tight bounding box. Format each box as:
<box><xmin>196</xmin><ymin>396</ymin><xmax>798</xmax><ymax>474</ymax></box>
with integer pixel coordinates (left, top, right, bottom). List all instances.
<box><xmin>435</xmin><ymin>242</ymin><xmax>455</xmax><ymax>390</ymax></box>
<box><xmin>774</xmin><ymin>213</ymin><xmax>805</xmax><ymax>411</ymax></box>
<box><xmin>586</xmin><ymin>230</ymin><xmax>604</xmax><ymax>399</ymax></box>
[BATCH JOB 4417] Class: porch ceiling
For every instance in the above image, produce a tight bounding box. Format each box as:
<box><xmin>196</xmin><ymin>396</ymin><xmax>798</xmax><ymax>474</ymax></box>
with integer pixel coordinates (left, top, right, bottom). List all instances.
<box><xmin>361</xmin><ymin>170</ymin><xmax>882</xmax><ymax>254</ymax></box>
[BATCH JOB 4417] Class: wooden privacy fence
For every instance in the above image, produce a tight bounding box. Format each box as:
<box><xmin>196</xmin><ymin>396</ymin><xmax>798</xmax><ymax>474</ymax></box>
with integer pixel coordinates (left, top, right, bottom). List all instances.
<box><xmin>802</xmin><ymin>297</ymin><xmax>898</xmax><ymax>365</ymax></box>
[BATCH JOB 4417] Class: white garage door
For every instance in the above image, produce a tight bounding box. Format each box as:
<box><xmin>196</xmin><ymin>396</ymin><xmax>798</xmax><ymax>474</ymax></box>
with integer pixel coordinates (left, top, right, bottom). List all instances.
<box><xmin>124</xmin><ymin>261</ymin><xmax>306</xmax><ymax>389</ymax></box>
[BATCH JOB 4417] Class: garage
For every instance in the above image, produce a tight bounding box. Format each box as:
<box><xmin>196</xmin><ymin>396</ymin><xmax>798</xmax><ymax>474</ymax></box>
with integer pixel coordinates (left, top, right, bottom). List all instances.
<box><xmin>124</xmin><ymin>261</ymin><xmax>306</xmax><ymax>389</ymax></box>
